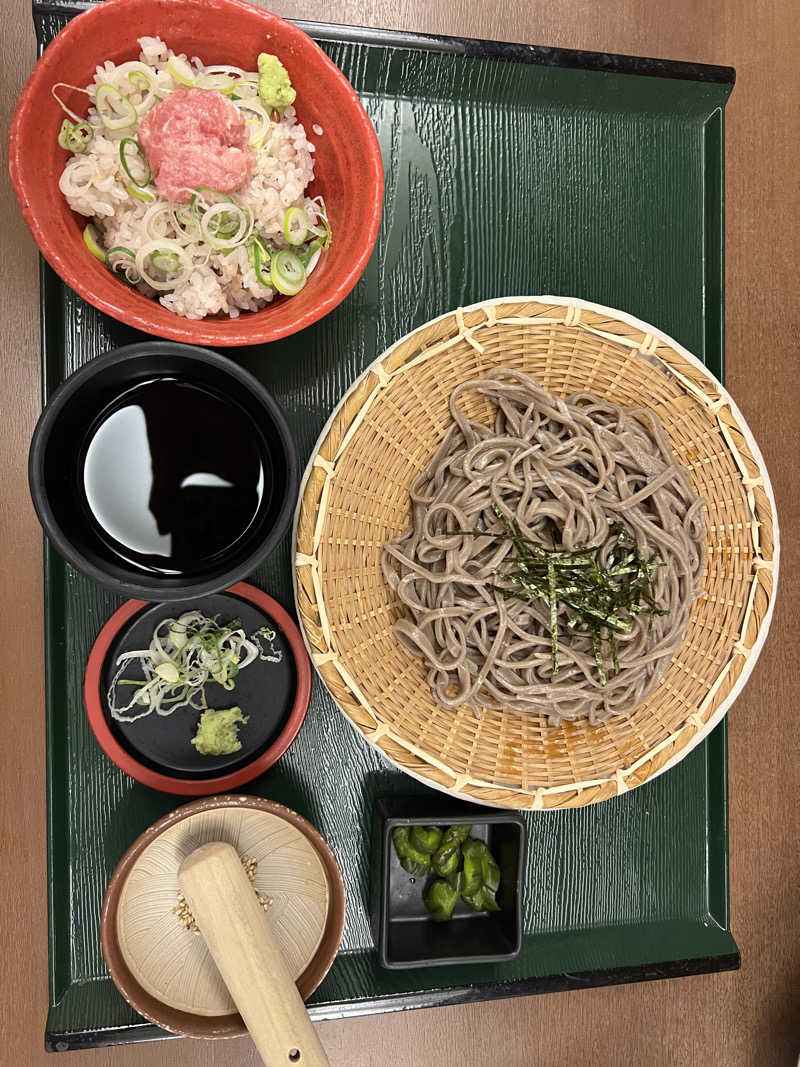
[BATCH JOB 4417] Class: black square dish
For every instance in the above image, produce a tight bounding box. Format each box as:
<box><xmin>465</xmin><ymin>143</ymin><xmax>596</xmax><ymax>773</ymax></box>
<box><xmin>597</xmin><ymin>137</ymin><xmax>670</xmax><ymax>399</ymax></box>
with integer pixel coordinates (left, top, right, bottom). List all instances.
<box><xmin>371</xmin><ymin>797</ymin><xmax>526</xmax><ymax>969</ymax></box>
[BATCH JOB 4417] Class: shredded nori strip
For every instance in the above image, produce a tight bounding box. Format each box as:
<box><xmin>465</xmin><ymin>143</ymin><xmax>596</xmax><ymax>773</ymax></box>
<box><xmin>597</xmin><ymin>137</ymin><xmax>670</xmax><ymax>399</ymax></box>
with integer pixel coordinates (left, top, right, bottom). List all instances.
<box><xmin>481</xmin><ymin>508</ymin><xmax>667</xmax><ymax>683</ymax></box>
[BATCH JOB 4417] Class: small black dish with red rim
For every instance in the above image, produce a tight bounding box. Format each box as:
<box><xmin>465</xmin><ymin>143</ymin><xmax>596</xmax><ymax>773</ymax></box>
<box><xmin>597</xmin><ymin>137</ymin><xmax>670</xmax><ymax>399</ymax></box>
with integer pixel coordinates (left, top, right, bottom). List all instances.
<box><xmin>84</xmin><ymin>582</ymin><xmax>311</xmax><ymax>795</ymax></box>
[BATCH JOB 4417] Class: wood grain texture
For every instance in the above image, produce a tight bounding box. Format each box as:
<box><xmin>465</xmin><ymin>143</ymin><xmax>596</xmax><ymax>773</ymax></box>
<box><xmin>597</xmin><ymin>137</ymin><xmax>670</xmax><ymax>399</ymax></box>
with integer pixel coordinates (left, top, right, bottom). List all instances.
<box><xmin>178</xmin><ymin>841</ymin><xmax>329</xmax><ymax>1067</ymax></box>
<box><xmin>1</xmin><ymin>4</ymin><xmax>798</xmax><ymax>1067</ymax></box>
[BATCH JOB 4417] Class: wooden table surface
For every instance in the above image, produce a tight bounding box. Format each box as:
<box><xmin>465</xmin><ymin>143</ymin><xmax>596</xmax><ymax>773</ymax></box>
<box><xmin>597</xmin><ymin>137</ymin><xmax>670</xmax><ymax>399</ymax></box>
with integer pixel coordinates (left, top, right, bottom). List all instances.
<box><xmin>2</xmin><ymin>0</ymin><xmax>798</xmax><ymax>1064</ymax></box>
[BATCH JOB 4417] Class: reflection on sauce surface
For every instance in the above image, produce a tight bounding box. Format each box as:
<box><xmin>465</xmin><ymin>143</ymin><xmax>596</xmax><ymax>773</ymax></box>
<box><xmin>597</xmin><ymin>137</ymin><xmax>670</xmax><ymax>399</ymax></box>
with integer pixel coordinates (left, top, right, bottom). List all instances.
<box><xmin>81</xmin><ymin>379</ymin><xmax>269</xmax><ymax>574</ymax></box>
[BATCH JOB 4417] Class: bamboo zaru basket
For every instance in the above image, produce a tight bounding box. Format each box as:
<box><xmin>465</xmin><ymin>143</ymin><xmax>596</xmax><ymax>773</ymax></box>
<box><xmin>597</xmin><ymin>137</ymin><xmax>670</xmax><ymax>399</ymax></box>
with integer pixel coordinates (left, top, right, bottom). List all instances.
<box><xmin>294</xmin><ymin>298</ymin><xmax>779</xmax><ymax>809</ymax></box>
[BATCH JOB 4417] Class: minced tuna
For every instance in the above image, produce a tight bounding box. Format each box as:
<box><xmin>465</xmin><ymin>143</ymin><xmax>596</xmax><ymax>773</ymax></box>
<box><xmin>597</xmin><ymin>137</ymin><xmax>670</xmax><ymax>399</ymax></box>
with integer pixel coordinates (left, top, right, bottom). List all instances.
<box><xmin>138</xmin><ymin>87</ymin><xmax>254</xmax><ymax>202</ymax></box>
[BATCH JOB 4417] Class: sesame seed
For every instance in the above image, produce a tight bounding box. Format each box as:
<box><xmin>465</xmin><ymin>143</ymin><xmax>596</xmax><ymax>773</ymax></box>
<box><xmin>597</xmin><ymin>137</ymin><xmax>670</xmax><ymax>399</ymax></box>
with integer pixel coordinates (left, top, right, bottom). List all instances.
<box><xmin>174</xmin><ymin>854</ymin><xmax>271</xmax><ymax>932</ymax></box>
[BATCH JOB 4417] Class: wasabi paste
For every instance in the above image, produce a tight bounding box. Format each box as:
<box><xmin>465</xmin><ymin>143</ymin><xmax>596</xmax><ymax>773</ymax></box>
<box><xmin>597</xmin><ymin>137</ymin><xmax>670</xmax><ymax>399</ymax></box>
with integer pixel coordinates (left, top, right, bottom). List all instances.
<box><xmin>191</xmin><ymin>706</ymin><xmax>248</xmax><ymax>756</ymax></box>
<box><xmin>257</xmin><ymin>53</ymin><xmax>296</xmax><ymax>112</ymax></box>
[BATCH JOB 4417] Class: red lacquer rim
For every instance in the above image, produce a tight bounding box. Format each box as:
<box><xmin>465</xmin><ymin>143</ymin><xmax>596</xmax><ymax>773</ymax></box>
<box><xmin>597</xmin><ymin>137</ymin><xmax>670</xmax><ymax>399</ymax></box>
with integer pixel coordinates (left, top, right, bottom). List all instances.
<box><xmin>83</xmin><ymin>582</ymin><xmax>311</xmax><ymax>794</ymax></box>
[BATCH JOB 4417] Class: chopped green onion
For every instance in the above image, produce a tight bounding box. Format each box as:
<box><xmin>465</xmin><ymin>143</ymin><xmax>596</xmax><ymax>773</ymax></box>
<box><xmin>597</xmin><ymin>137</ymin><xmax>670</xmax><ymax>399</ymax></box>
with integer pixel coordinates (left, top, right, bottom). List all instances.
<box><xmin>82</xmin><ymin>224</ymin><xmax>106</xmax><ymax>262</ymax></box>
<box><xmin>126</xmin><ymin>182</ymin><xmax>156</xmax><ymax>203</ymax></box>
<box><xmin>105</xmin><ymin>246</ymin><xmax>140</xmax><ymax>285</ymax></box>
<box><xmin>199</xmin><ymin>200</ymin><xmax>252</xmax><ymax>249</ymax></box>
<box><xmin>107</xmin><ymin>611</ymin><xmax>284</xmax><ymax>723</ymax></box>
<box><xmin>282</xmin><ymin>206</ymin><xmax>309</xmax><ymax>246</ymax></box>
<box><xmin>249</xmin><ymin>236</ymin><xmax>272</xmax><ymax>287</ymax></box>
<box><xmin>58</xmin><ymin>119</ymin><xmax>94</xmax><ymax>154</ymax></box>
<box><xmin>119</xmin><ymin>138</ymin><xmax>151</xmax><ymax>187</ymax></box>
<box><xmin>190</xmin><ymin>186</ymin><xmax>234</xmax><ymax>212</ymax></box>
<box><xmin>134</xmin><ymin>239</ymin><xmax>190</xmax><ymax>291</ymax></box>
<box><xmin>166</xmin><ymin>55</ymin><xmax>195</xmax><ymax>86</ymax></box>
<box><xmin>195</xmin><ymin>71</ymin><xmax>238</xmax><ymax>94</ymax></box>
<box><xmin>297</xmin><ymin>205</ymin><xmax>331</xmax><ymax>269</ymax></box>
<box><xmin>297</xmin><ymin>237</ymin><xmax>324</xmax><ymax>268</ymax></box>
<box><xmin>126</xmin><ymin>68</ymin><xmax>161</xmax><ymax>114</ymax></box>
<box><xmin>127</xmin><ymin>69</ymin><xmax>150</xmax><ymax>90</ymax></box>
<box><xmin>270</xmin><ymin>249</ymin><xmax>306</xmax><ymax>296</ymax></box>
<box><xmin>233</xmin><ymin>97</ymin><xmax>271</xmax><ymax>147</ymax></box>
<box><xmin>95</xmin><ymin>83</ymin><xmax>137</xmax><ymax>130</ymax></box>
<box><xmin>317</xmin><ymin>210</ymin><xmax>332</xmax><ymax>250</ymax></box>
<box><xmin>150</xmin><ymin>250</ymin><xmax>180</xmax><ymax>273</ymax></box>
<box><xmin>154</xmin><ymin>662</ymin><xmax>180</xmax><ymax>683</ymax></box>
<box><xmin>171</xmin><ymin>202</ymin><xmax>201</xmax><ymax>239</ymax></box>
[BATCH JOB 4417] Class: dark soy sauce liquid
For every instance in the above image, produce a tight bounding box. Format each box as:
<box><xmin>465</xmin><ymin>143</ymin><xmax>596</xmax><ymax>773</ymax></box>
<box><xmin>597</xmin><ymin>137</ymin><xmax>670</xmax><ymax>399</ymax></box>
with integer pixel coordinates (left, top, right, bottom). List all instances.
<box><xmin>79</xmin><ymin>378</ymin><xmax>271</xmax><ymax>574</ymax></box>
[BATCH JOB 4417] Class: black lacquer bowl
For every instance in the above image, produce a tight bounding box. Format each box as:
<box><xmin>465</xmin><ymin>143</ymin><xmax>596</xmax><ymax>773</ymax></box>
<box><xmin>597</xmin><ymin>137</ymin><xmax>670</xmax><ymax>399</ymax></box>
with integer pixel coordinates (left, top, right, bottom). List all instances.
<box><xmin>29</xmin><ymin>341</ymin><xmax>297</xmax><ymax>601</ymax></box>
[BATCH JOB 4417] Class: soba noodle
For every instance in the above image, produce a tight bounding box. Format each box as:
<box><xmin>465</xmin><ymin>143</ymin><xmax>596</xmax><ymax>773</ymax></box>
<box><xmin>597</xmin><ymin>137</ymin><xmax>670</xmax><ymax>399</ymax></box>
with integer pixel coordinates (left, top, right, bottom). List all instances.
<box><xmin>381</xmin><ymin>369</ymin><xmax>706</xmax><ymax>725</ymax></box>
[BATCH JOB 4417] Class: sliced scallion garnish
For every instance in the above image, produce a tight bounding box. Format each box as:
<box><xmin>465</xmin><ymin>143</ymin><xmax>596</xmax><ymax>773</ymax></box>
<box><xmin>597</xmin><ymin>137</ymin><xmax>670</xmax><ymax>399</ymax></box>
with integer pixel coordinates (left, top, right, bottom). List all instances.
<box><xmin>126</xmin><ymin>182</ymin><xmax>157</xmax><ymax>203</ymax></box>
<box><xmin>95</xmin><ymin>83</ymin><xmax>137</xmax><ymax>131</ymax></box>
<box><xmin>166</xmin><ymin>55</ymin><xmax>196</xmax><ymax>86</ymax></box>
<box><xmin>150</xmin><ymin>249</ymin><xmax>181</xmax><ymax>274</ymax></box>
<box><xmin>195</xmin><ymin>71</ymin><xmax>238</xmax><ymax>94</ymax></box>
<box><xmin>249</xmin><ymin>236</ymin><xmax>272</xmax><ymax>288</ymax></box>
<box><xmin>171</xmin><ymin>202</ymin><xmax>201</xmax><ymax>239</ymax></box>
<box><xmin>126</xmin><ymin>67</ymin><xmax>161</xmax><ymax>114</ymax></box>
<box><xmin>233</xmin><ymin>97</ymin><xmax>271</xmax><ymax>147</ymax></box>
<box><xmin>82</xmin><ymin>224</ymin><xmax>106</xmax><ymax>263</ymax></box>
<box><xmin>134</xmin><ymin>239</ymin><xmax>191</xmax><ymax>291</ymax></box>
<box><xmin>107</xmin><ymin>611</ymin><xmax>283</xmax><ymax>723</ymax></box>
<box><xmin>269</xmin><ymin>249</ymin><xmax>306</xmax><ymax>295</ymax></box>
<box><xmin>106</xmin><ymin>245</ymin><xmax>140</xmax><ymax>284</ymax></box>
<box><xmin>282</xmin><ymin>206</ymin><xmax>309</xmax><ymax>246</ymax></box>
<box><xmin>199</xmin><ymin>201</ymin><xmax>252</xmax><ymax>249</ymax></box>
<box><xmin>58</xmin><ymin>119</ymin><xmax>94</xmax><ymax>154</ymax></box>
<box><xmin>119</xmin><ymin>137</ymin><xmax>151</xmax><ymax>187</ymax></box>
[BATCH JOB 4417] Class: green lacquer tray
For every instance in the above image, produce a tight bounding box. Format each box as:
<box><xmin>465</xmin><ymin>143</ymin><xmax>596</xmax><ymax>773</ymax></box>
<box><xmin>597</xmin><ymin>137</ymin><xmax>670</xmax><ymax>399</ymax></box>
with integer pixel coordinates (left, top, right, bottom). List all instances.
<box><xmin>32</xmin><ymin>1</ymin><xmax>737</xmax><ymax>1051</ymax></box>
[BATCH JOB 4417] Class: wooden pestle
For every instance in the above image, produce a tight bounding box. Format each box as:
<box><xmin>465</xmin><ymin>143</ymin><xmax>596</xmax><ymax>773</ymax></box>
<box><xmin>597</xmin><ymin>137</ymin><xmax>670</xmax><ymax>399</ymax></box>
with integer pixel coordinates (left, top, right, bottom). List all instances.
<box><xmin>179</xmin><ymin>841</ymin><xmax>329</xmax><ymax>1067</ymax></box>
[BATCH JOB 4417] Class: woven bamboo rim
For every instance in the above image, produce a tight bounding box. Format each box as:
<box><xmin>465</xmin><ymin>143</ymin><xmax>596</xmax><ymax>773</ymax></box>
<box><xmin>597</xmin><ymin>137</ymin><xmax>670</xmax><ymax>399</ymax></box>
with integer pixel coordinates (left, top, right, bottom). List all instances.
<box><xmin>294</xmin><ymin>297</ymin><xmax>779</xmax><ymax>809</ymax></box>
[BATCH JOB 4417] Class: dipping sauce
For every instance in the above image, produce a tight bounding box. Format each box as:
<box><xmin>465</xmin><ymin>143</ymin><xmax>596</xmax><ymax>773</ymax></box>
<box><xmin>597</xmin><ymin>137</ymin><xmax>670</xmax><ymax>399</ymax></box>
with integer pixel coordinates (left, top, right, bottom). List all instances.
<box><xmin>138</xmin><ymin>87</ymin><xmax>254</xmax><ymax>202</ymax></box>
<box><xmin>80</xmin><ymin>379</ymin><xmax>270</xmax><ymax>574</ymax></box>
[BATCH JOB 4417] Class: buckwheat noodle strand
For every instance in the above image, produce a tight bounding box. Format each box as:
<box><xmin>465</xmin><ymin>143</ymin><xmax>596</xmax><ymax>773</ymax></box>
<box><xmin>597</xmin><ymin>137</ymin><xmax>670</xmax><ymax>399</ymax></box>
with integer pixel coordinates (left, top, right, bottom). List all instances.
<box><xmin>381</xmin><ymin>369</ymin><xmax>706</xmax><ymax>725</ymax></box>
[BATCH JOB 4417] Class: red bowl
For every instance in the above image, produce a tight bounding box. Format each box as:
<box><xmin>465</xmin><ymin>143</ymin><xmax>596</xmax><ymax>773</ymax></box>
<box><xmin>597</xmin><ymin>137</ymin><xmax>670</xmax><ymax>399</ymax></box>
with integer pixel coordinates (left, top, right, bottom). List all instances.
<box><xmin>9</xmin><ymin>0</ymin><xmax>383</xmax><ymax>346</ymax></box>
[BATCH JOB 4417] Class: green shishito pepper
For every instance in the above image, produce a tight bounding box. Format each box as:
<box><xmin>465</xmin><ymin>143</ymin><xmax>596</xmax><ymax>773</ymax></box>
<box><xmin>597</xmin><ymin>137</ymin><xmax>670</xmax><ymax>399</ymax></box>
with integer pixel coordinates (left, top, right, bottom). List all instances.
<box><xmin>461</xmin><ymin>837</ymin><xmax>484</xmax><ymax>895</ymax></box>
<box><xmin>432</xmin><ymin>824</ymin><xmax>470</xmax><ymax>885</ymax></box>
<box><xmin>395</xmin><ymin>824</ymin><xmax>502</xmax><ymax>919</ymax></box>
<box><xmin>460</xmin><ymin>838</ymin><xmax>501</xmax><ymax>910</ymax></box>
<box><xmin>433</xmin><ymin>847</ymin><xmax>460</xmax><ymax>880</ymax></box>
<box><xmin>391</xmin><ymin>826</ymin><xmax>431</xmax><ymax>876</ymax></box>
<box><xmin>462</xmin><ymin>885</ymin><xmax>501</xmax><ymax>912</ymax></box>
<box><xmin>410</xmin><ymin>825</ymin><xmax>443</xmax><ymax>855</ymax></box>
<box><xmin>425</xmin><ymin>878</ymin><xmax>460</xmax><ymax>922</ymax></box>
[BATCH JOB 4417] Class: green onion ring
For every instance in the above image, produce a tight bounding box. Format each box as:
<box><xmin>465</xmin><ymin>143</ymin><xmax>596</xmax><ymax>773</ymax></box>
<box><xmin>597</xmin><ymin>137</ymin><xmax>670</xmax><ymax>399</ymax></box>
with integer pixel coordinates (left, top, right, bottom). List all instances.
<box><xmin>269</xmin><ymin>249</ymin><xmax>306</xmax><ymax>296</ymax></box>
<box><xmin>58</xmin><ymin>119</ymin><xmax>94</xmax><ymax>154</ymax></box>
<box><xmin>126</xmin><ymin>182</ymin><xmax>157</xmax><ymax>203</ymax></box>
<box><xmin>150</xmin><ymin>250</ymin><xmax>180</xmax><ymax>273</ymax></box>
<box><xmin>95</xmin><ymin>83</ymin><xmax>137</xmax><ymax>131</ymax></box>
<box><xmin>119</xmin><ymin>138</ymin><xmax>151</xmax><ymax>187</ymax></box>
<box><xmin>134</xmin><ymin>239</ymin><xmax>191</xmax><ymax>291</ymax></box>
<box><xmin>249</xmin><ymin>237</ymin><xmax>272</xmax><ymax>287</ymax></box>
<box><xmin>282</xmin><ymin>206</ymin><xmax>309</xmax><ymax>246</ymax></box>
